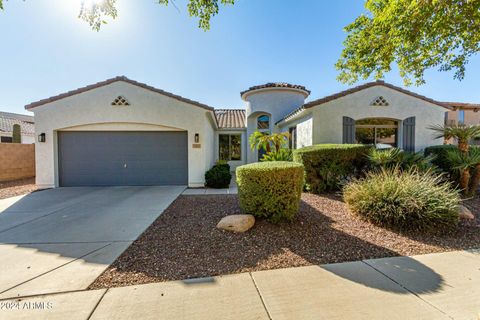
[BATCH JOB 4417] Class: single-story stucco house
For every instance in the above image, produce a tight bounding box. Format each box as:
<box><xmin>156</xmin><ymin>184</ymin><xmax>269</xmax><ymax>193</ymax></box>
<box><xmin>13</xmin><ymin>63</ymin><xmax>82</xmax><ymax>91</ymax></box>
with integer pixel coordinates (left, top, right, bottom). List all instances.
<box><xmin>0</xmin><ymin>111</ymin><xmax>35</xmax><ymax>144</ymax></box>
<box><xmin>25</xmin><ymin>76</ymin><xmax>468</xmax><ymax>188</ymax></box>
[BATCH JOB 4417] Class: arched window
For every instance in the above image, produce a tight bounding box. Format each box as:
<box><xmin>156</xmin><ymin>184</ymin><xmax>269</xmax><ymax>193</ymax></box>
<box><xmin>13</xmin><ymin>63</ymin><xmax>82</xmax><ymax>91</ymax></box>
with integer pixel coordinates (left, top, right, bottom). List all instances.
<box><xmin>355</xmin><ymin>118</ymin><xmax>398</xmax><ymax>148</ymax></box>
<box><xmin>257</xmin><ymin>115</ymin><xmax>270</xmax><ymax>130</ymax></box>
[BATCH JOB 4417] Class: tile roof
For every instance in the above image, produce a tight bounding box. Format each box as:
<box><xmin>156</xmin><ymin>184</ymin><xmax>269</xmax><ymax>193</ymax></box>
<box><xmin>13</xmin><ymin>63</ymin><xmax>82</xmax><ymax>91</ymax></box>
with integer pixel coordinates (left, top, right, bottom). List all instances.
<box><xmin>441</xmin><ymin>102</ymin><xmax>480</xmax><ymax>110</ymax></box>
<box><xmin>241</xmin><ymin>83</ymin><xmax>310</xmax><ymax>98</ymax></box>
<box><xmin>214</xmin><ymin>109</ymin><xmax>246</xmax><ymax>129</ymax></box>
<box><xmin>24</xmin><ymin>76</ymin><xmax>215</xmax><ymax>111</ymax></box>
<box><xmin>276</xmin><ymin>80</ymin><xmax>452</xmax><ymax>125</ymax></box>
<box><xmin>0</xmin><ymin>112</ymin><xmax>35</xmax><ymax>135</ymax></box>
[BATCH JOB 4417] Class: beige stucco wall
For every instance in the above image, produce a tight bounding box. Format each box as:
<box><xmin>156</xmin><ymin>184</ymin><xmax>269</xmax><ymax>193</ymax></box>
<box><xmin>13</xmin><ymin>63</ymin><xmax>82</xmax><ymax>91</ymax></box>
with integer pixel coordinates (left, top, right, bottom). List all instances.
<box><xmin>31</xmin><ymin>81</ymin><xmax>216</xmax><ymax>188</ymax></box>
<box><xmin>244</xmin><ymin>89</ymin><xmax>307</xmax><ymax>162</ymax></box>
<box><xmin>310</xmin><ymin>86</ymin><xmax>447</xmax><ymax>152</ymax></box>
<box><xmin>280</xmin><ymin>114</ymin><xmax>313</xmax><ymax>149</ymax></box>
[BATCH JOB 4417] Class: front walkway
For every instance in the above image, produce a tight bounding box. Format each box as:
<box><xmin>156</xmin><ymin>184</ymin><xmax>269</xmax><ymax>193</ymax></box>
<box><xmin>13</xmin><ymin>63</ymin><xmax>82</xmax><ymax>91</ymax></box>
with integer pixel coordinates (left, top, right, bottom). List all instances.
<box><xmin>1</xmin><ymin>249</ymin><xmax>478</xmax><ymax>319</ymax></box>
<box><xmin>182</xmin><ymin>174</ymin><xmax>238</xmax><ymax>195</ymax></box>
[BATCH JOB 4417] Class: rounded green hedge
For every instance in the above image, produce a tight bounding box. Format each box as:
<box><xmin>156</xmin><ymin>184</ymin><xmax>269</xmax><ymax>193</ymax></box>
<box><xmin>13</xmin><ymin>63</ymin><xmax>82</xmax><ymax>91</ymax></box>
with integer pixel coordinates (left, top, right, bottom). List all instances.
<box><xmin>293</xmin><ymin>144</ymin><xmax>371</xmax><ymax>193</ymax></box>
<box><xmin>343</xmin><ymin>168</ymin><xmax>460</xmax><ymax>232</ymax></box>
<box><xmin>236</xmin><ymin>161</ymin><xmax>304</xmax><ymax>222</ymax></box>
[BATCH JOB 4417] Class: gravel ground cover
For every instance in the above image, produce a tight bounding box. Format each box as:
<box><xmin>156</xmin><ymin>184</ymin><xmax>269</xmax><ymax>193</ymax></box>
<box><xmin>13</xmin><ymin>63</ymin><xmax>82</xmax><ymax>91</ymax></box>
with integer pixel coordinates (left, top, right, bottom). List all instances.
<box><xmin>90</xmin><ymin>193</ymin><xmax>480</xmax><ymax>289</ymax></box>
<box><xmin>0</xmin><ymin>178</ymin><xmax>37</xmax><ymax>200</ymax></box>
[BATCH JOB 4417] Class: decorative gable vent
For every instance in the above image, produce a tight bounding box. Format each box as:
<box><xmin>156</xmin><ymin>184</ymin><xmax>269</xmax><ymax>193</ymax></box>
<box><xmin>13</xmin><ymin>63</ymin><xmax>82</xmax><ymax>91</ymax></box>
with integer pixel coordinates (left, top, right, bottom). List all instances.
<box><xmin>111</xmin><ymin>96</ymin><xmax>130</xmax><ymax>106</ymax></box>
<box><xmin>371</xmin><ymin>96</ymin><xmax>389</xmax><ymax>106</ymax></box>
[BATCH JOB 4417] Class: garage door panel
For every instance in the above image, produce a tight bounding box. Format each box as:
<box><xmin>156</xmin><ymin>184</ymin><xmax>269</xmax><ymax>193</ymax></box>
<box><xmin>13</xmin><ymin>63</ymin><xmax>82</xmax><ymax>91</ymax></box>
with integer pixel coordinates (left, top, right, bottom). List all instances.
<box><xmin>58</xmin><ymin>131</ymin><xmax>188</xmax><ymax>186</ymax></box>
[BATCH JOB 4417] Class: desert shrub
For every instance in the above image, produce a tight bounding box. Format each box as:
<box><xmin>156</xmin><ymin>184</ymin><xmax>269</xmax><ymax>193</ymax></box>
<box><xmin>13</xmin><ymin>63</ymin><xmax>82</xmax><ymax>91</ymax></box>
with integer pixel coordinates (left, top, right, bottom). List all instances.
<box><xmin>261</xmin><ymin>149</ymin><xmax>293</xmax><ymax>162</ymax></box>
<box><xmin>205</xmin><ymin>162</ymin><xmax>232</xmax><ymax>188</ymax></box>
<box><xmin>343</xmin><ymin>168</ymin><xmax>460</xmax><ymax>232</ymax></box>
<box><xmin>236</xmin><ymin>161</ymin><xmax>304</xmax><ymax>222</ymax></box>
<box><xmin>293</xmin><ymin>144</ymin><xmax>371</xmax><ymax>193</ymax></box>
<box><xmin>369</xmin><ymin>148</ymin><xmax>436</xmax><ymax>172</ymax></box>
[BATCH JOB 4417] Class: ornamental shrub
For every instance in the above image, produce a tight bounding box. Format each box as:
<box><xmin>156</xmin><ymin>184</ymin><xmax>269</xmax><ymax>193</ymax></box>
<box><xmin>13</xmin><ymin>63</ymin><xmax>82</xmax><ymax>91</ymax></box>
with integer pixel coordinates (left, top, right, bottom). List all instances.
<box><xmin>343</xmin><ymin>168</ymin><xmax>460</xmax><ymax>232</ymax></box>
<box><xmin>293</xmin><ymin>144</ymin><xmax>371</xmax><ymax>193</ymax></box>
<box><xmin>236</xmin><ymin>161</ymin><xmax>304</xmax><ymax>222</ymax></box>
<box><xmin>205</xmin><ymin>162</ymin><xmax>232</xmax><ymax>188</ymax></box>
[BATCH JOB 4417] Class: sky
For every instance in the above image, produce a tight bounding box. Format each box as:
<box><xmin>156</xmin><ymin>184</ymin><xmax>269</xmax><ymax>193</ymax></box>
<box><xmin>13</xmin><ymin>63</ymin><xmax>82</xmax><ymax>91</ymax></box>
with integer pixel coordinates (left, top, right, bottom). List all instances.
<box><xmin>1</xmin><ymin>0</ymin><xmax>480</xmax><ymax>116</ymax></box>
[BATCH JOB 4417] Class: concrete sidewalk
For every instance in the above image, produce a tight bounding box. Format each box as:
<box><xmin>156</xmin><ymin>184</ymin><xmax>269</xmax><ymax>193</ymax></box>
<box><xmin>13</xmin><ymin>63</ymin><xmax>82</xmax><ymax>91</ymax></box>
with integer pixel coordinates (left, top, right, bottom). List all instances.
<box><xmin>1</xmin><ymin>249</ymin><xmax>478</xmax><ymax>320</ymax></box>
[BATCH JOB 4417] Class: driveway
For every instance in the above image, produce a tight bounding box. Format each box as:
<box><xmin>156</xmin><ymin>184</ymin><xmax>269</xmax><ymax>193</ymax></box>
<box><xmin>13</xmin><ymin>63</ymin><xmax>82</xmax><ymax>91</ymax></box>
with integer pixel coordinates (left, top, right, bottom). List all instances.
<box><xmin>0</xmin><ymin>186</ymin><xmax>185</xmax><ymax>299</ymax></box>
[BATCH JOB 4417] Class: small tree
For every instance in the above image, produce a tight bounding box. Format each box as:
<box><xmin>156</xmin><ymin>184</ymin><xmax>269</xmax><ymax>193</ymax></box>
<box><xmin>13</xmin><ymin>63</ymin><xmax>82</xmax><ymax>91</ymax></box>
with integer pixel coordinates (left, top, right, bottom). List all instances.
<box><xmin>429</xmin><ymin>124</ymin><xmax>480</xmax><ymax>195</ymax></box>
<box><xmin>249</xmin><ymin>131</ymin><xmax>291</xmax><ymax>161</ymax></box>
<box><xmin>12</xmin><ymin>124</ymin><xmax>21</xmax><ymax>143</ymax></box>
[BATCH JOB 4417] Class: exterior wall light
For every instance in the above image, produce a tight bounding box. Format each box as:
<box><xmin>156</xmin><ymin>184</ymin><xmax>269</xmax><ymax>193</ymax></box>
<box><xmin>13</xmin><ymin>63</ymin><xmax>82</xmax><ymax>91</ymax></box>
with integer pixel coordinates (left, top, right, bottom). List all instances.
<box><xmin>38</xmin><ymin>133</ymin><xmax>46</xmax><ymax>143</ymax></box>
<box><xmin>194</xmin><ymin>133</ymin><xmax>200</xmax><ymax>143</ymax></box>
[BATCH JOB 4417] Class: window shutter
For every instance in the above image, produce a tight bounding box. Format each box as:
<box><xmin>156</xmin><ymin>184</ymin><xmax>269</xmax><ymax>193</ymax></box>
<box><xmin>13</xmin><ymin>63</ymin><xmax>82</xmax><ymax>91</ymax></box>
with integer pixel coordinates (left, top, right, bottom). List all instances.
<box><xmin>343</xmin><ymin>116</ymin><xmax>355</xmax><ymax>144</ymax></box>
<box><xmin>403</xmin><ymin>117</ymin><xmax>416</xmax><ymax>152</ymax></box>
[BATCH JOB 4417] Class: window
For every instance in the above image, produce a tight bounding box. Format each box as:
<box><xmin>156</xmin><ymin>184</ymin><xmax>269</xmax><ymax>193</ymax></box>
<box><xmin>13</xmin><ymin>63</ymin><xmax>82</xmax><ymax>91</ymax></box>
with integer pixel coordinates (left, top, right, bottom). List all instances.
<box><xmin>458</xmin><ymin>110</ymin><xmax>465</xmax><ymax>125</ymax></box>
<box><xmin>370</xmin><ymin>96</ymin><xmax>389</xmax><ymax>106</ymax></box>
<box><xmin>257</xmin><ymin>115</ymin><xmax>270</xmax><ymax>130</ymax></box>
<box><xmin>219</xmin><ymin>134</ymin><xmax>241</xmax><ymax>161</ymax></box>
<box><xmin>355</xmin><ymin>118</ymin><xmax>398</xmax><ymax>148</ymax></box>
<box><xmin>289</xmin><ymin>126</ymin><xmax>297</xmax><ymax>149</ymax></box>
<box><xmin>0</xmin><ymin>136</ymin><xmax>12</xmax><ymax>143</ymax></box>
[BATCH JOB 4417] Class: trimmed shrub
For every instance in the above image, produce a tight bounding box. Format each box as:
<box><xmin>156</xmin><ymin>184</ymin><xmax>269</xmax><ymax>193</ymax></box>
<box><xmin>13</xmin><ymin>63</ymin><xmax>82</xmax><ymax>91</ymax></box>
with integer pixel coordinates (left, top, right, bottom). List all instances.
<box><xmin>343</xmin><ymin>168</ymin><xmax>460</xmax><ymax>232</ymax></box>
<box><xmin>293</xmin><ymin>144</ymin><xmax>371</xmax><ymax>193</ymax></box>
<box><xmin>205</xmin><ymin>163</ymin><xmax>232</xmax><ymax>188</ymax></box>
<box><xmin>236</xmin><ymin>161</ymin><xmax>304</xmax><ymax>222</ymax></box>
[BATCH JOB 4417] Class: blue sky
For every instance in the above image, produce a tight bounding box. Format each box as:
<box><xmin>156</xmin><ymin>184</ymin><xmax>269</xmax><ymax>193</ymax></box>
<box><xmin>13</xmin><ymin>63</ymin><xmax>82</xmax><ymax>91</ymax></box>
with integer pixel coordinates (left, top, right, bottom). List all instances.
<box><xmin>1</xmin><ymin>0</ymin><xmax>480</xmax><ymax>115</ymax></box>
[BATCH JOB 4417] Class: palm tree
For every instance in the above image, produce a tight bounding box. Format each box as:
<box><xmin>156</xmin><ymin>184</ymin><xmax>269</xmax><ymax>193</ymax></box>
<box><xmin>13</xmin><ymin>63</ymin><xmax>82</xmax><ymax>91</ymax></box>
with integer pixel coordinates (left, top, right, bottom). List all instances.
<box><xmin>249</xmin><ymin>131</ymin><xmax>290</xmax><ymax>153</ymax></box>
<box><xmin>429</xmin><ymin>124</ymin><xmax>480</xmax><ymax>155</ymax></box>
<box><xmin>429</xmin><ymin>124</ymin><xmax>480</xmax><ymax>195</ymax></box>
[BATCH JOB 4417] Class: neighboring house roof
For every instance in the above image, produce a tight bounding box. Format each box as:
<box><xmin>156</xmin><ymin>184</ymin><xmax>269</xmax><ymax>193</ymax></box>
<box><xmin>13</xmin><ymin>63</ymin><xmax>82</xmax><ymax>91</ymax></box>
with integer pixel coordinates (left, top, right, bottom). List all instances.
<box><xmin>441</xmin><ymin>102</ymin><xmax>480</xmax><ymax>111</ymax></box>
<box><xmin>24</xmin><ymin>76</ymin><xmax>215</xmax><ymax>111</ymax></box>
<box><xmin>0</xmin><ymin>111</ymin><xmax>35</xmax><ymax>135</ymax></box>
<box><xmin>215</xmin><ymin>109</ymin><xmax>246</xmax><ymax>129</ymax></box>
<box><xmin>240</xmin><ymin>83</ymin><xmax>311</xmax><ymax>98</ymax></box>
<box><xmin>276</xmin><ymin>80</ymin><xmax>452</xmax><ymax>125</ymax></box>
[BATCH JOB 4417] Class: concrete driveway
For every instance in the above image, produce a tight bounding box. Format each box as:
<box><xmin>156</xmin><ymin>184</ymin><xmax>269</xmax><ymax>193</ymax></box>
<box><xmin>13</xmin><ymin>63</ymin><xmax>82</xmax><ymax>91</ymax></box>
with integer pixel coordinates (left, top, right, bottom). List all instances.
<box><xmin>0</xmin><ymin>186</ymin><xmax>184</xmax><ymax>299</ymax></box>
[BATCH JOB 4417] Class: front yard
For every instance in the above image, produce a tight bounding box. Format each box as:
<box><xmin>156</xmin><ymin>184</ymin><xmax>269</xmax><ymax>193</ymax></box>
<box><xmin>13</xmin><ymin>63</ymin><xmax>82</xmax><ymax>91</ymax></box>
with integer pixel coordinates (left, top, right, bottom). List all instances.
<box><xmin>0</xmin><ymin>178</ymin><xmax>37</xmax><ymax>200</ymax></box>
<box><xmin>90</xmin><ymin>193</ymin><xmax>480</xmax><ymax>289</ymax></box>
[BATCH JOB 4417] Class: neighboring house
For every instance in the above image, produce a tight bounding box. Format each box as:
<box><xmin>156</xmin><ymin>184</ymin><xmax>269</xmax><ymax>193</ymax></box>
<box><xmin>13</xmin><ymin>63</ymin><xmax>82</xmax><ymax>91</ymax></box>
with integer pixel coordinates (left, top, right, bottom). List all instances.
<box><xmin>0</xmin><ymin>111</ymin><xmax>35</xmax><ymax>144</ymax></box>
<box><xmin>443</xmin><ymin>102</ymin><xmax>480</xmax><ymax>145</ymax></box>
<box><xmin>26</xmin><ymin>76</ymin><xmax>459</xmax><ymax>188</ymax></box>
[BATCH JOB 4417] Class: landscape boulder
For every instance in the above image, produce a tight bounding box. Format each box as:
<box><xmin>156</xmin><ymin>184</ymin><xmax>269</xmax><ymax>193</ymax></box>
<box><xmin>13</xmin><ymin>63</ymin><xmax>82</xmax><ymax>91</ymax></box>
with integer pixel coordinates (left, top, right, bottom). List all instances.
<box><xmin>457</xmin><ymin>205</ymin><xmax>475</xmax><ymax>220</ymax></box>
<box><xmin>217</xmin><ymin>214</ymin><xmax>255</xmax><ymax>233</ymax></box>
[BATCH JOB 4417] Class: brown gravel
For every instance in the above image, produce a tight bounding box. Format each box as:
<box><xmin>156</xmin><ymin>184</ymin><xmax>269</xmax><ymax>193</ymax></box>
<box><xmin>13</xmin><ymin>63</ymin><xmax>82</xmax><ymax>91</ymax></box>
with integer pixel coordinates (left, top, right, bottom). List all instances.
<box><xmin>0</xmin><ymin>178</ymin><xmax>37</xmax><ymax>199</ymax></box>
<box><xmin>90</xmin><ymin>193</ymin><xmax>480</xmax><ymax>289</ymax></box>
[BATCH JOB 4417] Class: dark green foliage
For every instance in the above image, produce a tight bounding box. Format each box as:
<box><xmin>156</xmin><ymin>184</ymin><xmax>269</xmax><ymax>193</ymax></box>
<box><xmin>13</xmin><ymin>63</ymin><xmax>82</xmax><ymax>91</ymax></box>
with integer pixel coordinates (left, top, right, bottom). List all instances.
<box><xmin>293</xmin><ymin>144</ymin><xmax>371</xmax><ymax>194</ymax></box>
<box><xmin>343</xmin><ymin>168</ymin><xmax>460</xmax><ymax>232</ymax></box>
<box><xmin>368</xmin><ymin>148</ymin><xmax>436</xmax><ymax>172</ymax></box>
<box><xmin>236</xmin><ymin>162</ymin><xmax>304</xmax><ymax>222</ymax></box>
<box><xmin>205</xmin><ymin>162</ymin><xmax>232</xmax><ymax>188</ymax></box>
<box><xmin>12</xmin><ymin>124</ymin><xmax>21</xmax><ymax>143</ymax></box>
<box><xmin>261</xmin><ymin>149</ymin><xmax>293</xmax><ymax>162</ymax></box>
<box><xmin>424</xmin><ymin>145</ymin><xmax>458</xmax><ymax>173</ymax></box>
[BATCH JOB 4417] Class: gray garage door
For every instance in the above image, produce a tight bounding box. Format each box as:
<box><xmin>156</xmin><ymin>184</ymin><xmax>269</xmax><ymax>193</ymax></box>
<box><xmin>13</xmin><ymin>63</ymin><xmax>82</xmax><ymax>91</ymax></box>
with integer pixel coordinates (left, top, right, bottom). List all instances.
<box><xmin>58</xmin><ymin>131</ymin><xmax>188</xmax><ymax>186</ymax></box>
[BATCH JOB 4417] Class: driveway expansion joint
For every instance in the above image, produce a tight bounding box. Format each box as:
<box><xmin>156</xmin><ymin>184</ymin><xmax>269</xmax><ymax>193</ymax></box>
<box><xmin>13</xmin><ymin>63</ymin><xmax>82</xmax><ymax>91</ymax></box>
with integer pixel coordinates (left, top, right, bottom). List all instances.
<box><xmin>249</xmin><ymin>272</ymin><xmax>273</xmax><ymax>320</ymax></box>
